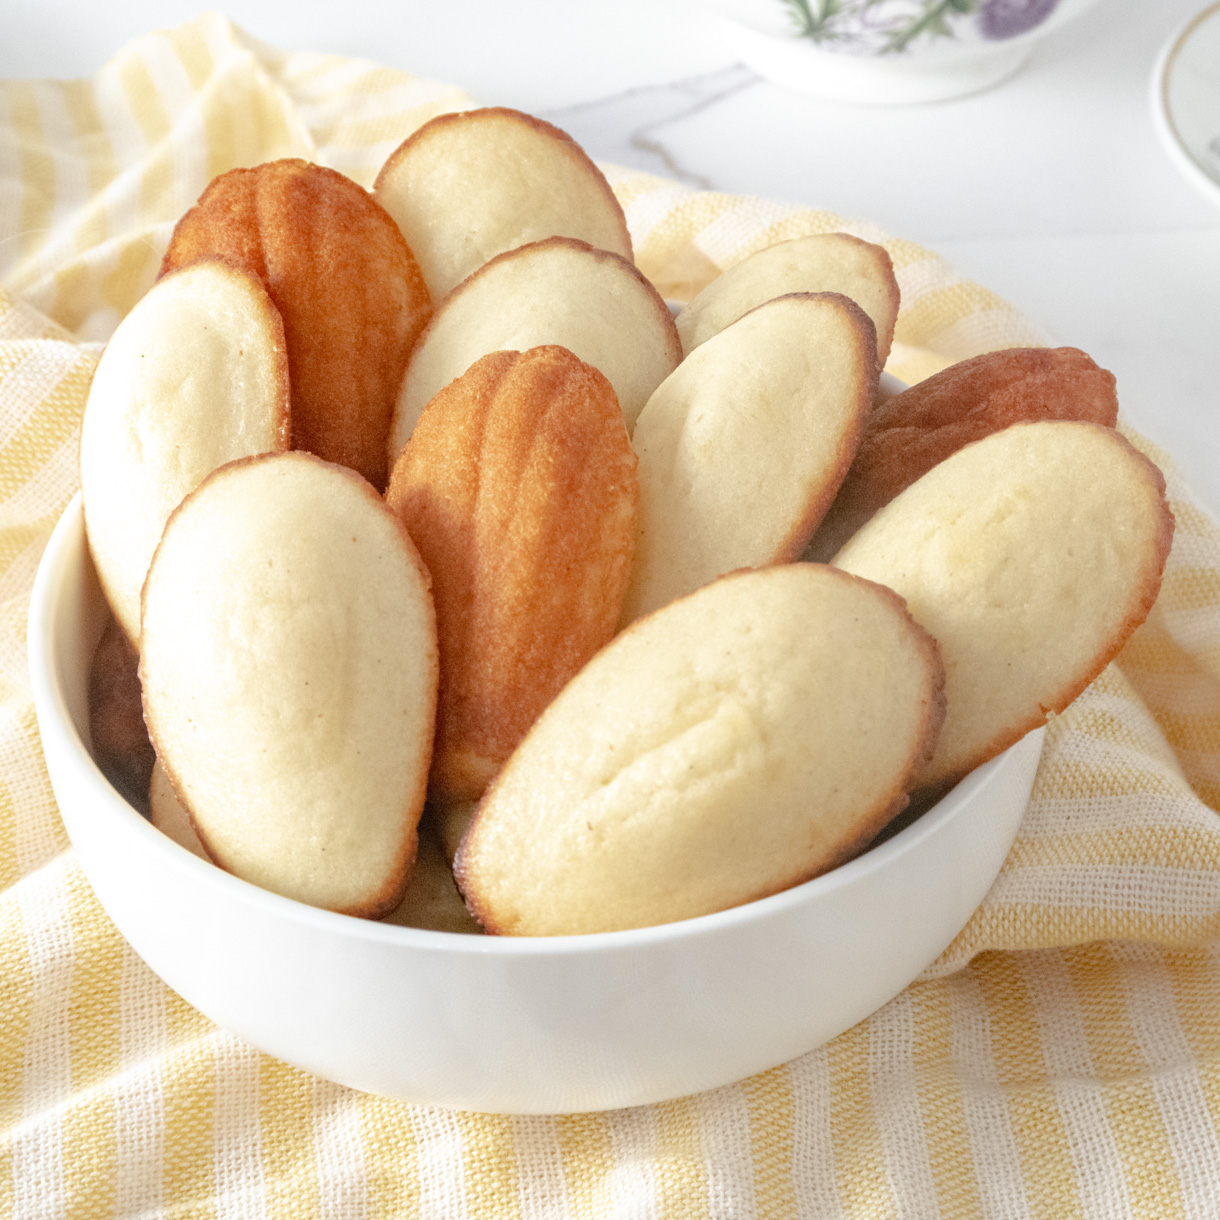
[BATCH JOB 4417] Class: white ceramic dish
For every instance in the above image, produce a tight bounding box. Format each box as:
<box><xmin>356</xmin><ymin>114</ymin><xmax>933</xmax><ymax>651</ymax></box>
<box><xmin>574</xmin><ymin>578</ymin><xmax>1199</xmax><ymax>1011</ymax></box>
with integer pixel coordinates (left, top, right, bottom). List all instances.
<box><xmin>703</xmin><ymin>0</ymin><xmax>1107</xmax><ymax>104</ymax></box>
<box><xmin>29</xmin><ymin>494</ymin><xmax>1043</xmax><ymax>1114</ymax></box>
<box><xmin>1152</xmin><ymin>2</ymin><xmax>1220</xmax><ymax>210</ymax></box>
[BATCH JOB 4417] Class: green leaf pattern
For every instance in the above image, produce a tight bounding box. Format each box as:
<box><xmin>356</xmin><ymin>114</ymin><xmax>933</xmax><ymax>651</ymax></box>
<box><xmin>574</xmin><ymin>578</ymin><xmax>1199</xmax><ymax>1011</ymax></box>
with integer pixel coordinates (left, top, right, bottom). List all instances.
<box><xmin>780</xmin><ymin>0</ymin><xmax>987</xmax><ymax>54</ymax></box>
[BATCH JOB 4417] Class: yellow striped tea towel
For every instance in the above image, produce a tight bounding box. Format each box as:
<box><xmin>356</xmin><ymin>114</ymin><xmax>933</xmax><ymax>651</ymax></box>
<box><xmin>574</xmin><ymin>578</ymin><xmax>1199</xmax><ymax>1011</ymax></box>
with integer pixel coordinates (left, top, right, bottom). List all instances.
<box><xmin>3</xmin><ymin>13</ymin><xmax>1220</xmax><ymax>1218</ymax></box>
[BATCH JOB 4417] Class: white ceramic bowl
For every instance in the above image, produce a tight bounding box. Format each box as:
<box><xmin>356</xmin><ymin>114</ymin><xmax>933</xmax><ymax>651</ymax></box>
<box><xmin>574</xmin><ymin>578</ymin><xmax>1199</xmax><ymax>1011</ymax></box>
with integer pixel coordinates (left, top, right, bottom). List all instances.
<box><xmin>29</xmin><ymin>494</ymin><xmax>1043</xmax><ymax>1114</ymax></box>
<box><xmin>705</xmin><ymin>0</ymin><xmax>1108</xmax><ymax>104</ymax></box>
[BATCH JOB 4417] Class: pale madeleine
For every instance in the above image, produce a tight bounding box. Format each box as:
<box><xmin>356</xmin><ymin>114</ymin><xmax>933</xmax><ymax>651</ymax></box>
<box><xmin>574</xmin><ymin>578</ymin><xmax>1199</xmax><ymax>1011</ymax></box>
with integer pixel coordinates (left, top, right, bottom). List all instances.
<box><xmin>140</xmin><ymin>452</ymin><xmax>438</xmax><ymax>917</ymax></box>
<box><xmin>456</xmin><ymin>564</ymin><xmax>945</xmax><ymax>936</ymax></box>
<box><xmin>675</xmin><ymin>232</ymin><xmax>900</xmax><ymax>365</ymax></box>
<box><xmin>79</xmin><ymin>259</ymin><xmax>289</xmax><ymax>645</ymax></box>
<box><xmin>622</xmin><ymin>292</ymin><xmax>877</xmax><ymax>623</ymax></box>
<box><xmin>389</xmin><ymin>237</ymin><xmax>680</xmax><ymax>461</ymax></box>
<box><xmin>374</xmin><ymin>107</ymin><xmax>632</xmax><ymax>301</ymax></box>
<box><xmin>833</xmin><ymin>420</ymin><xmax>1174</xmax><ymax>790</ymax></box>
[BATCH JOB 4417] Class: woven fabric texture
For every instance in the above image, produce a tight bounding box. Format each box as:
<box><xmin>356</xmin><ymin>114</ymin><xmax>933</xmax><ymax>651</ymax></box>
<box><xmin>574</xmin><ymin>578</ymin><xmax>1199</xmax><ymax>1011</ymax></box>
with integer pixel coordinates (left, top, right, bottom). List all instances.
<box><xmin>3</xmin><ymin>13</ymin><xmax>1220</xmax><ymax>1219</ymax></box>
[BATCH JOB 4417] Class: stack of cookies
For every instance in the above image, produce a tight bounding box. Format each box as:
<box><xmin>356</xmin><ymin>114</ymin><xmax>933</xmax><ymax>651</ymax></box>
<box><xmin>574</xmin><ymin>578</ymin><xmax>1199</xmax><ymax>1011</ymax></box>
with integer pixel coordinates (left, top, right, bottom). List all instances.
<box><xmin>80</xmin><ymin>107</ymin><xmax>1173</xmax><ymax>936</ymax></box>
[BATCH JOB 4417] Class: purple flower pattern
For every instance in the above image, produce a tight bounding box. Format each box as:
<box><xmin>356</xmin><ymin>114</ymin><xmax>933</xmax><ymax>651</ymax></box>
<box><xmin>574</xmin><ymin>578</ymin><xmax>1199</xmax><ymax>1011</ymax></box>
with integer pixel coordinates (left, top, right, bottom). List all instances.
<box><xmin>978</xmin><ymin>0</ymin><xmax>1061</xmax><ymax>40</ymax></box>
<box><xmin>782</xmin><ymin>0</ymin><xmax>1063</xmax><ymax>54</ymax></box>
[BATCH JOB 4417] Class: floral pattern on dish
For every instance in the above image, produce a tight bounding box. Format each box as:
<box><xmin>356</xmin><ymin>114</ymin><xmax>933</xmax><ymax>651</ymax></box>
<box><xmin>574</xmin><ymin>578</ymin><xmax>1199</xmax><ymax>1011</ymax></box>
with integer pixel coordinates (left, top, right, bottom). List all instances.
<box><xmin>780</xmin><ymin>0</ymin><xmax>1062</xmax><ymax>54</ymax></box>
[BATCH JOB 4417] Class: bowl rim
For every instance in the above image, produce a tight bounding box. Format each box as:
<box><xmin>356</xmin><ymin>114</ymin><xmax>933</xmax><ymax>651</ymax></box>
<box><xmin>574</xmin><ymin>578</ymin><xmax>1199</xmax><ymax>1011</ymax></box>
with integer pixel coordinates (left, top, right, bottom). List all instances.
<box><xmin>30</xmin><ymin>491</ymin><xmax>1042</xmax><ymax>959</ymax></box>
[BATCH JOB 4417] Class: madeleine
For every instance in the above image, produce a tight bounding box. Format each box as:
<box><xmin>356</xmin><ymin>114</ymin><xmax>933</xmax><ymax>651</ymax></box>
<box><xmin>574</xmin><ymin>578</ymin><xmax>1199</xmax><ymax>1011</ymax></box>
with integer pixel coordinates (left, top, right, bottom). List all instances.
<box><xmin>141</xmin><ymin>452</ymin><xmax>438</xmax><ymax>916</ymax></box>
<box><xmin>374</xmin><ymin>106</ymin><xmax>632</xmax><ymax>300</ymax></box>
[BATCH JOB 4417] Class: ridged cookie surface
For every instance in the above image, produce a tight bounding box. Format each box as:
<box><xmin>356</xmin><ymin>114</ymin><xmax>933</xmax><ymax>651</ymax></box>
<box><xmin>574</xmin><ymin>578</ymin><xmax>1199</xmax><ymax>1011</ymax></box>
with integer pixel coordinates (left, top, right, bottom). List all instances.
<box><xmin>833</xmin><ymin>421</ymin><xmax>1173</xmax><ymax>790</ymax></box>
<box><xmin>161</xmin><ymin>159</ymin><xmax>431</xmax><ymax>490</ymax></box>
<box><xmin>622</xmin><ymin>292</ymin><xmax>877</xmax><ymax>623</ymax></box>
<box><xmin>141</xmin><ymin>452</ymin><xmax>438</xmax><ymax>916</ymax></box>
<box><xmin>457</xmin><ymin>564</ymin><xmax>945</xmax><ymax>936</ymax></box>
<box><xmin>374</xmin><ymin>107</ymin><xmax>631</xmax><ymax>300</ymax></box>
<box><xmin>675</xmin><ymin>233</ymin><xmax>899</xmax><ymax>366</ymax></box>
<box><xmin>389</xmin><ymin>237</ymin><xmax>680</xmax><ymax>461</ymax></box>
<box><xmin>80</xmin><ymin>259</ymin><xmax>290</xmax><ymax>644</ymax></box>
<box><xmin>386</xmin><ymin>347</ymin><xmax>637</xmax><ymax>804</ymax></box>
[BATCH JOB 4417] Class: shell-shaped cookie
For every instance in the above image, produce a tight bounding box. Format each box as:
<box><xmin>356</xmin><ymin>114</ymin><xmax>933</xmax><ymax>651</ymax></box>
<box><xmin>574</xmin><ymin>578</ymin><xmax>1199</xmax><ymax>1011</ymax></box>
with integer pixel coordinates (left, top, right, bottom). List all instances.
<box><xmin>806</xmin><ymin>346</ymin><xmax>1119</xmax><ymax>561</ymax></box>
<box><xmin>141</xmin><ymin>452</ymin><xmax>438</xmax><ymax>916</ymax></box>
<box><xmin>386</xmin><ymin>346</ymin><xmax>638</xmax><ymax>805</ymax></box>
<box><xmin>457</xmin><ymin>564</ymin><xmax>945</xmax><ymax>936</ymax></box>
<box><xmin>622</xmin><ymin>292</ymin><xmax>877</xmax><ymax>623</ymax></box>
<box><xmin>833</xmin><ymin>421</ymin><xmax>1173</xmax><ymax>790</ymax></box>
<box><xmin>675</xmin><ymin>232</ymin><xmax>899</xmax><ymax>366</ymax></box>
<box><xmin>374</xmin><ymin>106</ymin><xmax>632</xmax><ymax>300</ymax></box>
<box><xmin>80</xmin><ymin>259</ymin><xmax>290</xmax><ymax>645</ymax></box>
<box><xmin>161</xmin><ymin>159</ymin><xmax>431</xmax><ymax>490</ymax></box>
<box><xmin>389</xmin><ymin>237</ymin><xmax>680</xmax><ymax>463</ymax></box>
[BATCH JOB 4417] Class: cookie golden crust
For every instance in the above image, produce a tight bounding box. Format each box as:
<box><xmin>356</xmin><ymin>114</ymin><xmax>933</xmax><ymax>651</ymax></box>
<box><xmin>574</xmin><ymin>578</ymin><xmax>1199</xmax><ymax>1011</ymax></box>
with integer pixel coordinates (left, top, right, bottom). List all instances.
<box><xmin>456</xmin><ymin>564</ymin><xmax>945</xmax><ymax>937</ymax></box>
<box><xmin>807</xmin><ymin>346</ymin><xmax>1120</xmax><ymax>561</ymax></box>
<box><xmin>833</xmin><ymin>421</ymin><xmax>1174</xmax><ymax>791</ymax></box>
<box><xmin>161</xmin><ymin>159</ymin><xmax>431</xmax><ymax>490</ymax></box>
<box><xmin>373</xmin><ymin>106</ymin><xmax>632</xmax><ymax>301</ymax></box>
<box><xmin>88</xmin><ymin>617</ymin><xmax>155</xmax><ymax>813</ymax></box>
<box><xmin>141</xmin><ymin>451</ymin><xmax>439</xmax><ymax>917</ymax></box>
<box><xmin>386</xmin><ymin>346</ymin><xmax>638</xmax><ymax>805</ymax></box>
<box><xmin>389</xmin><ymin>236</ymin><xmax>681</xmax><ymax>462</ymax></box>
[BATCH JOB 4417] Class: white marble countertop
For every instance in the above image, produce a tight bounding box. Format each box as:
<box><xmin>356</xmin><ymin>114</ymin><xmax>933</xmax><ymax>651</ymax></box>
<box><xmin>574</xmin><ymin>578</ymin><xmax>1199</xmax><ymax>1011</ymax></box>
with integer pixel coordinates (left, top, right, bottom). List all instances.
<box><xmin>4</xmin><ymin>0</ymin><xmax>1218</xmax><ymax>515</ymax></box>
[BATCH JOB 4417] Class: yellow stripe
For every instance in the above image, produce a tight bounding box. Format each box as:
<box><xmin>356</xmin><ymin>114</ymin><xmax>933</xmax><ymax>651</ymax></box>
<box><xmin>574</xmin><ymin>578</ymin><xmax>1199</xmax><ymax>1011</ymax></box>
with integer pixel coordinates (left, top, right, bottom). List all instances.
<box><xmin>969</xmin><ymin>952</ymin><xmax>1083</xmax><ymax>1218</ymax></box>
<box><xmin>654</xmin><ymin>1094</ymin><xmax>708</xmax><ymax>1220</ymax></box>
<box><xmin>4</xmin><ymin>83</ymin><xmax>56</xmax><ymax>266</ymax></box>
<box><xmin>1007</xmin><ymin>825</ymin><xmax>1220</xmax><ymax>870</ymax></box>
<box><xmin>556</xmin><ymin>1112</ymin><xmax>615</xmax><ymax>1217</ymax></box>
<box><xmin>161</xmin><ymin>995</ymin><xmax>220</xmax><ymax>1220</ymax></box>
<box><xmin>0</xmin><ymin>344</ymin><xmax>91</xmax><ymax>504</ymax></box>
<box><xmin>827</xmin><ymin>1022</ymin><xmax>892</xmax><ymax>1213</ymax></box>
<box><xmin>0</xmin><ymin>897</ymin><xmax>32</xmax><ymax>1128</ymax></box>
<box><xmin>57</xmin><ymin>79</ymin><xmax>119</xmax><ymax>267</ymax></box>
<box><xmin>62</xmin><ymin>1091</ymin><xmax>119</xmax><ymax>1220</ymax></box>
<box><xmin>361</xmin><ymin>1095</ymin><xmax>421</xmax><ymax>1219</ymax></box>
<box><xmin>1068</xmin><ymin>945</ymin><xmax>1186</xmax><ymax>1220</ymax></box>
<box><xmin>458</xmin><ymin>1110</ymin><xmax>520</xmax><ymax>1220</ymax></box>
<box><xmin>65</xmin><ymin>865</ymin><xmax>125</xmax><ymax>1097</ymax></box>
<box><xmin>911</xmin><ymin>982</ymin><xmax>984</xmax><ymax>1219</ymax></box>
<box><xmin>259</xmin><ymin>1056</ymin><xmax>320</xmax><ymax>1217</ymax></box>
<box><xmin>741</xmin><ymin>1065</ymin><xmax>797</xmax><ymax>1216</ymax></box>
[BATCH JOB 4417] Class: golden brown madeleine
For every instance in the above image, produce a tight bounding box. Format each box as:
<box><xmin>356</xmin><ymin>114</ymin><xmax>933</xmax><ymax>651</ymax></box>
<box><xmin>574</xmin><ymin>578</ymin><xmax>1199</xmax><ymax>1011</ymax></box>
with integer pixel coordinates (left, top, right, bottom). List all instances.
<box><xmin>456</xmin><ymin>565</ymin><xmax>945</xmax><ymax>936</ymax></box>
<box><xmin>807</xmin><ymin>346</ymin><xmax>1119</xmax><ymax>560</ymax></box>
<box><xmin>386</xmin><ymin>346</ymin><xmax>638</xmax><ymax>805</ymax></box>
<box><xmin>374</xmin><ymin>106</ymin><xmax>632</xmax><ymax>300</ymax></box>
<box><xmin>88</xmin><ymin>617</ymin><xmax>155</xmax><ymax>812</ymax></box>
<box><xmin>675</xmin><ymin>233</ymin><xmax>900</xmax><ymax>366</ymax></box>
<box><xmin>833</xmin><ymin>421</ymin><xmax>1173</xmax><ymax>790</ymax></box>
<box><xmin>141</xmin><ymin>452</ymin><xmax>438</xmax><ymax>917</ymax></box>
<box><xmin>161</xmin><ymin>159</ymin><xmax>431</xmax><ymax>490</ymax></box>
